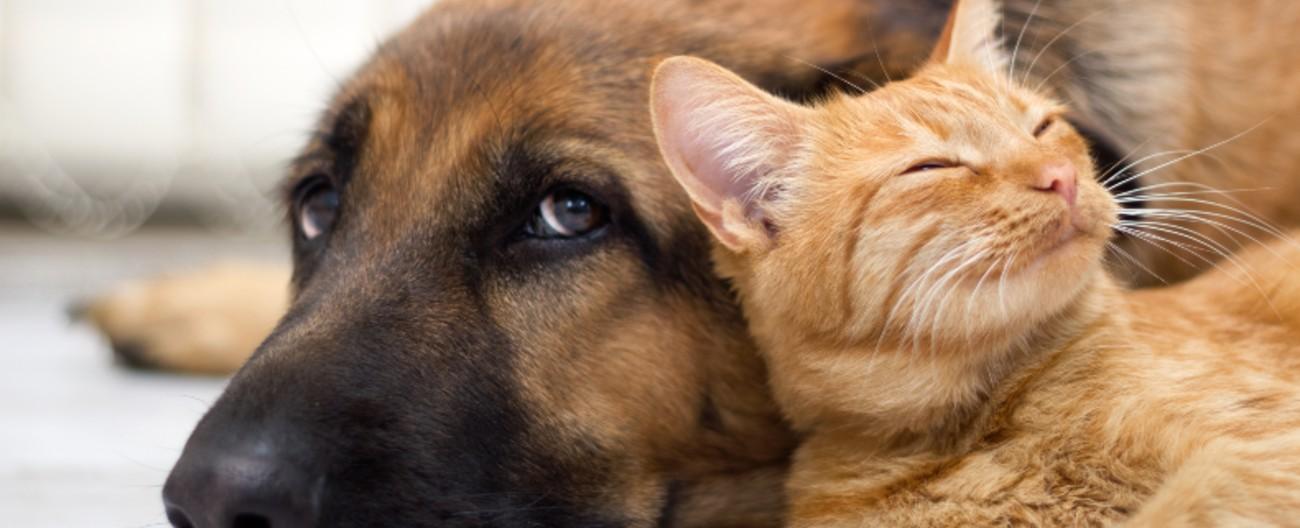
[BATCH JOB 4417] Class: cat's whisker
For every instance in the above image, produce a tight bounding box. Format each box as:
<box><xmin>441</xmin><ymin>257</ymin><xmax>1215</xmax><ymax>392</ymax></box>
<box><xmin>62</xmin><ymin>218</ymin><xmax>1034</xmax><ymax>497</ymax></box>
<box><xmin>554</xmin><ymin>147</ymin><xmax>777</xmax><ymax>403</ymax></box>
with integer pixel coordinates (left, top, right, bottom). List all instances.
<box><xmin>878</xmin><ymin>259</ymin><xmax>928</xmax><ymax>351</ymax></box>
<box><xmin>1119</xmin><ymin>220</ymin><xmax>1241</xmax><ymax>261</ymax></box>
<box><xmin>1118</xmin><ymin>222</ymin><xmax>1283</xmax><ymax>318</ymax></box>
<box><xmin>843</xmin><ymin>69</ymin><xmax>887</xmax><ymax>94</ymax></box>
<box><xmin>879</xmin><ymin>239</ymin><xmax>971</xmax><ymax>352</ymax></box>
<box><xmin>1113</xmin><ymin>181</ymin><xmax>1272</xmax><ymax>200</ymax></box>
<box><xmin>1020</xmin><ymin>9</ymin><xmax>1106</xmax><ymax>86</ymax></box>
<box><xmin>997</xmin><ymin>250</ymin><xmax>1019</xmax><ymax>320</ymax></box>
<box><xmin>1114</xmin><ymin>225</ymin><xmax>1213</xmax><ymax>269</ymax></box>
<box><xmin>927</xmin><ymin>248</ymin><xmax>991</xmax><ymax>353</ymax></box>
<box><xmin>1115</xmin><ymin>179</ymin><xmax>1299</xmax><ymax>253</ymax></box>
<box><xmin>1115</xmin><ymin>187</ymin><xmax>1272</xmax><ymax>201</ymax></box>
<box><xmin>1105</xmin><ymin>242</ymin><xmax>1168</xmax><ymax>285</ymax></box>
<box><xmin>1033</xmin><ymin>50</ymin><xmax>1097</xmax><ymax>93</ymax></box>
<box><xmin>1132</xmin><ymin>195</ymin><xmax>1290</xmax><ymax>236</ymax></box>
<box><xmin>1095</xmin><ymin>137</ymin><xmax>1157</xmax><ymax>185</ymax></box>
<box><xmin>908</xmin><ymin>238</ymin><xmax>987</xmax><ymax>356</ymax></box>
<box><xmin>783</xmin><ymin>55</ymin><xmax>873</xmax><ymax>94</ymax></box>
<box><xmin>1118</xmin><ymin>208</ymin><xmax>1290</xmax><ymax>261</ymax></box>
<box><xmin>1107</xmin><ymin>120</ymin><xmax>1270</xmax><ymax>192</ymax></box>
<box><xmin>966</xmin><ymin>256</ymin><xmax>1005</xmax><ymax>340</ymax></box>
<box><xmin>1106</xmin><ymin>151</ymin><xmax>1233</xmax><ymax>187</ymax></box>
<box><xmin>870</xmin><ymin>32</ymin><xmax>892</xmax><ymax>84</ymax></box>
<box><xmin>907</xmin><ymin>241</ymin><xmax>978</xmax><ymax>355</ymax></box>
<box><xmin>1123</xmin><ymin>221</ymin><xmax>1284</xmax><ymax>319</ymax></box>
<box><xmin>1008</xmin><ymin>0</ymin><xmax>1045</xmax><ymax>80</ymax></box>
<box><xmin>1099</xmin><ymin>149</ymin><xmax>1197</xmax><ymax>187</ymax></box>
<box><xmin>1117</xmin><ymin>195</ymin><xmax>1298</xmax><ymax>248</ymax></box>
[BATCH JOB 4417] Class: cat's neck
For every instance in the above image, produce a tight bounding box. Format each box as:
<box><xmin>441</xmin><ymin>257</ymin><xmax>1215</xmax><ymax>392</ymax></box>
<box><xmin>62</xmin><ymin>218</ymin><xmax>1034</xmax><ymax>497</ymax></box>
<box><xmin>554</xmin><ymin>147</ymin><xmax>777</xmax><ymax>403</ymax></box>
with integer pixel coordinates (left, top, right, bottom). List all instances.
<box><xmin>759</xmin><ymin>273</ymin><xmax>1127</xmax><ymax>452</ymax></box>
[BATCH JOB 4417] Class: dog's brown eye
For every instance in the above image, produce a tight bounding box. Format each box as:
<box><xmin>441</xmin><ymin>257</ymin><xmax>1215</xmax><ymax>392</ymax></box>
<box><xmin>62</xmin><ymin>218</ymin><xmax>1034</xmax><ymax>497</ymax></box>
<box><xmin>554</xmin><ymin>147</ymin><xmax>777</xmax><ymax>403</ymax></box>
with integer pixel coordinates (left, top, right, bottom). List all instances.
<box><xmin>297</xmin><ymin>179</ymin><xmax>339</xmax><ymax>241</ymax></box>
<box><xmin>1033</xmin><ymin>116</ymin><xmax>1055</xmax><ymax>137</ymax></box>
<box><xmin>528</xmin><ymin>189</ymin><xmax>608</xmax><ymax>239</ymax></box>
<box><xmin>903</xmin><ymin>161</ymin><xmax>953</xmax><ymax>175</ymax></box>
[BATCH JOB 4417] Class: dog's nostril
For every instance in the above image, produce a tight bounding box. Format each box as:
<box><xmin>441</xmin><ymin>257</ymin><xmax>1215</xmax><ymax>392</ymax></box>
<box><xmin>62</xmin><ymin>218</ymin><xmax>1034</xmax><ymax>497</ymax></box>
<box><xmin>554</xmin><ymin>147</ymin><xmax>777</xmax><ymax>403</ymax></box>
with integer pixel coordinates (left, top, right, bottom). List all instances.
<box><xmin>165</xmin><ymin>507</ymin><xmax>195</xmax><ymax>528</ymax></box>
<box><xmin>232</xmin><ymin>513</ymin><xmax>273</xmax><ymax>528</ymax></box>
<box><xmin>165</xmin><ymin>439</ymin><xmax>319</xmax><ymax>528</ymax></box>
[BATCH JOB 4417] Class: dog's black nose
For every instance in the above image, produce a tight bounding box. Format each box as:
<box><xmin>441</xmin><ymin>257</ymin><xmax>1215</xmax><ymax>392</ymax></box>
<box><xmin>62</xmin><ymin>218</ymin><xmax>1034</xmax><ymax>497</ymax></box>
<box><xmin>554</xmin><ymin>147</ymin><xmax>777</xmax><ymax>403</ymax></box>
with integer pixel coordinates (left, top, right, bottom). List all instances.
<box><xmin>163</xmin><ymin>439</ymin><xmax>320</xmax><ymax>528</ymax></box>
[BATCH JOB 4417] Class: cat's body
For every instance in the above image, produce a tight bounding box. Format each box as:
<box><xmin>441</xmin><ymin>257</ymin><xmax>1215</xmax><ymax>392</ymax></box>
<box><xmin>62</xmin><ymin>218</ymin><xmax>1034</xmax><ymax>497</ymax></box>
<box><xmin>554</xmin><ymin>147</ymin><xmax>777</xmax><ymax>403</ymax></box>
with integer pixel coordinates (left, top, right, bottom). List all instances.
<box><xmin>789</xmin><ymin>244</ymin><xmax>1300</xmax><ymax>526</ymax></box>
<box><xmin>651</xmin><ymin>0</ymin><xmax>1300</xmax><ymax>525</ymax></box>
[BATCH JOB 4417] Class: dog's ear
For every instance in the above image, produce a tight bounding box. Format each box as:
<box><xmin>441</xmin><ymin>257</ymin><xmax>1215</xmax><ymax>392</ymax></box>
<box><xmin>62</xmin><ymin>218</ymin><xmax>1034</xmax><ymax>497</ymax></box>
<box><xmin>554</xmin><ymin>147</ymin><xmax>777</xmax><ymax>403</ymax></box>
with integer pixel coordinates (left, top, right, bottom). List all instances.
<box><xmin>651</xmin><ymin>56</ymin><xmax>808</xmax><ymax>253</ymax></box>
<box><xmin>928</xmin><ymin>0</ymin><xmax>1007</xmax><ymax>73</ymax></box>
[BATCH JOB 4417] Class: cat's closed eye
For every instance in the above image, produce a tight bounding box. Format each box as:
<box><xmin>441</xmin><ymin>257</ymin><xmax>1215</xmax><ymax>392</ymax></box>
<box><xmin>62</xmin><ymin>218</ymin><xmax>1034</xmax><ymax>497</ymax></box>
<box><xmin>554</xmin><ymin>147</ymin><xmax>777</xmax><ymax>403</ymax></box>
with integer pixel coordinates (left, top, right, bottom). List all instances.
<box><xmin>1033</xmin><ymin>116</ymin><xmax>1056</xmax><ymax>138</ymax></box>
<box><xmin>902</xmin><ymin>160</ymin><xmax>956</xmax><ymax>175</ymax></box>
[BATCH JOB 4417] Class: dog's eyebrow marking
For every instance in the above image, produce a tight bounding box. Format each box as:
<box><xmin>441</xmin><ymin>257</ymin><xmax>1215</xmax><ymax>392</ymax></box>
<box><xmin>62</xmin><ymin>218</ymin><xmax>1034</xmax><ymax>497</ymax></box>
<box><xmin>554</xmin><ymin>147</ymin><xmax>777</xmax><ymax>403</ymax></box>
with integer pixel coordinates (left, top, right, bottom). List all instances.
<box><xmin>283</xmin><ymin>98</ymin><xmax>373</xmax><ymax>202</ymax></box>
<box><xmin>324</xmin><ymin>98</ymin><xmax>372</xmax><ymax>186</ymax></box>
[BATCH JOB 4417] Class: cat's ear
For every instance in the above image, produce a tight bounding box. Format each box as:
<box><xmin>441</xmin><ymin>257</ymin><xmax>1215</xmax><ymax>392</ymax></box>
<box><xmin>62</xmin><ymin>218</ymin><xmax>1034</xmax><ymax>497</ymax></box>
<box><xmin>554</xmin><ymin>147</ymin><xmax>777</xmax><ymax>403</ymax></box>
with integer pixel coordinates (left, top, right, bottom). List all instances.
<box><xmin>929</xmin><ymin>0</ymin><xmax>1008</xmax><ymax>72</ymax></box>
<box><xmin>650</xmin><ymin>56</ymin><xmax>807</xmax><ymax>253</ymax></box>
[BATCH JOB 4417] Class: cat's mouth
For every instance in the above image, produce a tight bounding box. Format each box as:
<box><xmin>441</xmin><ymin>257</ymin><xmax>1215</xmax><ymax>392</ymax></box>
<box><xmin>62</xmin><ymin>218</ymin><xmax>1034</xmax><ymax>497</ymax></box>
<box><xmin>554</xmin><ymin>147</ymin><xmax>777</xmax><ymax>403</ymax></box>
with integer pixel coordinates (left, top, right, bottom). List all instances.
<box><xmin>1032</xmin><ymin>224</ymin><xmax>1081</xmax><ymax>267</ymax></box>
<box><xmin>1027</xmin><ymin>209</ymin><xmax>1103</xmax><ymax>270</ymax></box>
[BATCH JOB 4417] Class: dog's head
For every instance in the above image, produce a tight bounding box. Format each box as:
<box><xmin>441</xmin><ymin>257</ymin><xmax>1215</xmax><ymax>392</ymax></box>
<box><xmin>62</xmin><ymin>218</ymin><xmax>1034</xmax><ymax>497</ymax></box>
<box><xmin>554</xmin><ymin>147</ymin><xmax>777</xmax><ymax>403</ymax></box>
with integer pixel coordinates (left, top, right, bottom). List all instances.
<box><xmin>161</xmin><ymin>0</ymin><xmax>949</xmax><ymax>526</ymax></box>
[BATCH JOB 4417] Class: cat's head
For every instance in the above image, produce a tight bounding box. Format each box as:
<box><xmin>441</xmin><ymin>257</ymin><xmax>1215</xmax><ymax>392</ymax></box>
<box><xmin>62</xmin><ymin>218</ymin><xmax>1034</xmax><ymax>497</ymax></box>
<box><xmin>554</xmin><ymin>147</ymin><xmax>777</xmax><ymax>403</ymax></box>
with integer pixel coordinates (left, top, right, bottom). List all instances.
<box><xmin>650</xmin><ymin>0</ymin><xmax>1117</xmax><ymax>350</ymax></box>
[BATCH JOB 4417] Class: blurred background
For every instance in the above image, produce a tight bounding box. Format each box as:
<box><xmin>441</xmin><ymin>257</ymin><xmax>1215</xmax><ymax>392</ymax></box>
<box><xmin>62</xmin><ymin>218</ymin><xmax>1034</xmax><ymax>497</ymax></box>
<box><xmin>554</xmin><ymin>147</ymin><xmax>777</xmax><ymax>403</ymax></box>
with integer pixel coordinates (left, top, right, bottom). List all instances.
<box><xmin>0</xmin><ymin>1</ymin><xmax>430</xmax><ymax>525</ymax></box>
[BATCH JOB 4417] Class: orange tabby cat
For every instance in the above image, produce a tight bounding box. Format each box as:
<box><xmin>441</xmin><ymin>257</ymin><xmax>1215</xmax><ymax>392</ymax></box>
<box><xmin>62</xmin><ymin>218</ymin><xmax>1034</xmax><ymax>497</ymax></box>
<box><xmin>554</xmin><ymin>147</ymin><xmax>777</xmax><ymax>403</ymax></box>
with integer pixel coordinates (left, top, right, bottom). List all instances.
<box><xmin>650</xmin><ymin>0</ymin><xmax>1300</xmax><ymax>525</ymax></box>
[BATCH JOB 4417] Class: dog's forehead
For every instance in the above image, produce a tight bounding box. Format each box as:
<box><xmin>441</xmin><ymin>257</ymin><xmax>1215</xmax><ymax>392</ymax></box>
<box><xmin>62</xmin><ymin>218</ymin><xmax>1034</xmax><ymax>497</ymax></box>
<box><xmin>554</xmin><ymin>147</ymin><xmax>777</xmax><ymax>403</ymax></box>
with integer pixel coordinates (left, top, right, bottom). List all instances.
<box><xmin>310</xmin><ymin>18</ymin><xmax>691</xmax><ymax>248</ymax></box>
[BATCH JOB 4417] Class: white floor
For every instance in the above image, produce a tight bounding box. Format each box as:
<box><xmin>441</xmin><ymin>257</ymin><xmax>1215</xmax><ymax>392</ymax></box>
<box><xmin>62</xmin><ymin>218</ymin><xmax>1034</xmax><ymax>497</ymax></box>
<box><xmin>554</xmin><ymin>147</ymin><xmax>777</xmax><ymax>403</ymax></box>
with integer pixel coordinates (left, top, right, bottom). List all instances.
<box><xmin>0</xmin><ymin>225</ymin><xmax>285</xmax><ymax>527</ymax></box>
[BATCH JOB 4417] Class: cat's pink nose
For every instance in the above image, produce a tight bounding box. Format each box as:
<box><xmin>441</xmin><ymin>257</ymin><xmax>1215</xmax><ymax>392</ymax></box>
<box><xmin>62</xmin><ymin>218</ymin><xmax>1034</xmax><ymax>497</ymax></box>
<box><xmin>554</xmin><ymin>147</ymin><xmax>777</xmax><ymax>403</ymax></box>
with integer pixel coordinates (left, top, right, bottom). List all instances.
<box><xmin>1033</xmin><ymin>160</ymin><xmax>1077</xmax><ymax>206</ymax></box>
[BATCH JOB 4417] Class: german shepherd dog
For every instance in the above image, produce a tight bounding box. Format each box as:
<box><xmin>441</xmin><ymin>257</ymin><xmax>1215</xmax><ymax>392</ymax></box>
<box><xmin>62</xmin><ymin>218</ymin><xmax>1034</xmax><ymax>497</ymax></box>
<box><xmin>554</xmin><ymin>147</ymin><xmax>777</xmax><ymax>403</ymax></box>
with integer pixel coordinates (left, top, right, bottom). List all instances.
<box><xmin>84</xmin><ymin>0</ymin><xmax>1300</xmax><ymax>526</ymax></box>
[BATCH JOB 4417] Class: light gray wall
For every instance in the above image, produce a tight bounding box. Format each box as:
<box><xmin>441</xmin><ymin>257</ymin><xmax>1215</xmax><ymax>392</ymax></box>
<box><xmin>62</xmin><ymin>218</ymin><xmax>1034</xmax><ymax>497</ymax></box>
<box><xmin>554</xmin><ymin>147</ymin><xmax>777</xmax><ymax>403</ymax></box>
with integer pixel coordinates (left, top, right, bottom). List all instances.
<box><xmin>0</xmin><ymin>0</ymin><xmax>433</xmax><ymax>236</ymax></box>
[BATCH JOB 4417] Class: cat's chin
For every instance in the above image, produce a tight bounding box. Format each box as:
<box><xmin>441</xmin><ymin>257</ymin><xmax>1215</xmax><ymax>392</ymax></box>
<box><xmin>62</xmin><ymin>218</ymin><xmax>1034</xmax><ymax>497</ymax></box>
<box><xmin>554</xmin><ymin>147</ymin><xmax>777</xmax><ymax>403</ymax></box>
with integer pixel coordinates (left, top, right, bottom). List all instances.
<box><xmin>1025</xmin><ymin>234</ymin><xmax>1100</xmax><ymax>276</ymax></box>
<box><xmin>1020</xmin><ymin>234</ymin><xmax>1105</xmax><ymax>311</ymax></box>
<box><xmin>1024</xmin><ymin>212</ymin><xmax>1109</xmax><ymax>275</ymax></box>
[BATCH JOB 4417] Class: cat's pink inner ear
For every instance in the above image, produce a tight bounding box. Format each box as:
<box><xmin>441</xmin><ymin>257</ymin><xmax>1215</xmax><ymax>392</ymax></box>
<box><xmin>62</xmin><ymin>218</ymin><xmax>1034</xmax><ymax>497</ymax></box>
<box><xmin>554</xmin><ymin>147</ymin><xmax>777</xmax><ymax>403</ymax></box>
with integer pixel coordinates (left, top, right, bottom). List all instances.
<box><xmin>651</xmin><ymin>57</ymin><xmax>799</xmax><ymax>252</ymax></box>
<box><xmin>929</xmin><ymin>0</ymin><xmax>1008</xmax><ymax>72</ymax></box>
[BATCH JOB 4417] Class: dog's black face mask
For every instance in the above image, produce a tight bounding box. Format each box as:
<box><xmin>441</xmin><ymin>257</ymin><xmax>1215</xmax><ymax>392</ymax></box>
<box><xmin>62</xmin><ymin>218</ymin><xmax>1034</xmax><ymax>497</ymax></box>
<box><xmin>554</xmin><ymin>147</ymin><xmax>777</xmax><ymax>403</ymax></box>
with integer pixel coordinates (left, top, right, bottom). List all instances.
<box><xmin>159</xmin><ymin>1</ymin><xmax>961</xmax><ymax>526</ymax></box>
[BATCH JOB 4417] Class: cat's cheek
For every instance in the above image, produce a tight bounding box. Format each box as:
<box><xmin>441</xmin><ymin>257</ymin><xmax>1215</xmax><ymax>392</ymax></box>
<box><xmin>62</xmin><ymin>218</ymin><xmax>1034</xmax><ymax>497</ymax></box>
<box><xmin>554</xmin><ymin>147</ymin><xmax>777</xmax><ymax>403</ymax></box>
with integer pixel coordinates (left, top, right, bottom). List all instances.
<box><xmin>1076</xmin><ymin>185</ymin><xmax>1120</xmax><ymax>238</ymax></box>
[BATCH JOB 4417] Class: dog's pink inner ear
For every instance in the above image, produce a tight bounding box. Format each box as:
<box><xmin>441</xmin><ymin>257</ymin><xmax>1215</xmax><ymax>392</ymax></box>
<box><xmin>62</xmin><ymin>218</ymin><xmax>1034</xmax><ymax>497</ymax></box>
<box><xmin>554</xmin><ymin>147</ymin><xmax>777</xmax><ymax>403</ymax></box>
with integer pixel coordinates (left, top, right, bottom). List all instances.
<box><xmin>651</xmin><ymin>57</ymin><xmax>803</xmax><ymax>252</ymax></box>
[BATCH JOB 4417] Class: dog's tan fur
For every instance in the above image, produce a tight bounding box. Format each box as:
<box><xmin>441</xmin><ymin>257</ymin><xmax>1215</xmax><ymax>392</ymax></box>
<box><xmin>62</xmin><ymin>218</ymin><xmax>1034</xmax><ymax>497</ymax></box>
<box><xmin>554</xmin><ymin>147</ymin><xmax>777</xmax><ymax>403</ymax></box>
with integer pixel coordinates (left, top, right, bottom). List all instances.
<box><xmin>652</xmin><ymin>1</ymin><xmax>1300</xmax><ymax>525</ymax></box>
